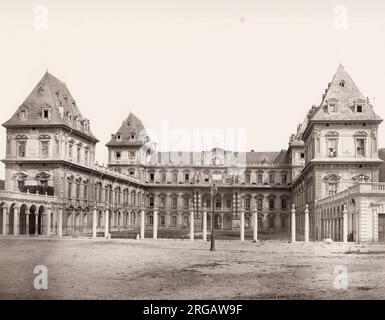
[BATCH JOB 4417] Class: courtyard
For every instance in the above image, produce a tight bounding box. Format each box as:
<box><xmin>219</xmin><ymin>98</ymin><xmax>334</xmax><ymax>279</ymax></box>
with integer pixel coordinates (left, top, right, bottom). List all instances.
<box><xmin>0</xmin><ymin>237</ymin><xmax>385</xmax><ymax>299</ymax></box>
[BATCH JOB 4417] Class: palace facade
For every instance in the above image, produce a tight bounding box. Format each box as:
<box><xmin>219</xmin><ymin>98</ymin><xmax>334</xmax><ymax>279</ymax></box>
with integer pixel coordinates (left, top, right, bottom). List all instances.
<box><xmin>0</xmin><ymin>65</ymin><xmax>384</xmax><ymax>242</ymax></box>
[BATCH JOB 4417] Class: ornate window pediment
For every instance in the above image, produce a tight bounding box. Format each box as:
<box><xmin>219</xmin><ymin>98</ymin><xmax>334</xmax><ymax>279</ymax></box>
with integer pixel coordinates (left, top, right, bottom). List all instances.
<box><xmin>15</xmin><ymin>134</ymin><xmax>28</xmax><ymax>140</ymax></box>
<box><xmin>36</xmin><ymin>171</ymin><xmax>51</xmax><ymax>179</ymax></box>
<box><xmin>13</xmin><ymin>172</ymin><xmax>28</xmax><ymax>180</ymax></box>
<box><xmin>38</xmin><ymin>134</ymin><xmax>51</xmax><ymax>140</ymax></box>
<box><xmin>352</xmin><ymin>174</ymin><xmax>370</xmax><ymax>183</ymax></box>
<box><xmin>323</xmin><ymin>173</ymin><xmax>341</xmax><ymax>182</ymax></box>
<box><xmin>325</xmin><ymin>131</ymin><xmax>339</xmax><ymax>137</ymax></box>
<box><xmin>354</xmin><ymin>131</ymin><xmax>368</xmax><ymax>137</ymax></box>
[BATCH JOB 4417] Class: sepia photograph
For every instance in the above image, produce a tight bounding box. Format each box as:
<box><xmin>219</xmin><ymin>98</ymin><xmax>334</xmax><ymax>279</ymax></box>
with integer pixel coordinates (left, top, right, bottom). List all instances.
<box><xmin>0</xmin><ymin>0</ymin><xmax>385</xmax><ymax>314</ymax></box>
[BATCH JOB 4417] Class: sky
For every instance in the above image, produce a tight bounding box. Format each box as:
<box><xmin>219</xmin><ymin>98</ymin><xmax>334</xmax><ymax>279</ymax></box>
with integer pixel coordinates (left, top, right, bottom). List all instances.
<box><xmin>1</xmin><ymin>0</ymin><xmax>385</xmax><ymax>179</ymax></box>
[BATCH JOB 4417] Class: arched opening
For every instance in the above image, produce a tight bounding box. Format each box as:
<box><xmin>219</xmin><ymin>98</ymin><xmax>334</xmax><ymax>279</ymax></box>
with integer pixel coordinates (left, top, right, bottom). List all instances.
<box><xmin>0</xmin><ymin>202</ymin><xmax>6</xmax><ymax>234</ymax></box>
<box><xmin>98</xmin><ymin>211</ymin><xmax>103</xmax><ymax>227</ymax></box>
<box><xmin>8</xmin><ymin>203</ymin><xmax>16</xmax><ymax>234</ymax></box>
<box><xmin>38</xmin><ymin>206</ymin><xmax>44</xmax><ymax>235</ymax></box>
<box><xmin>19</xmin><ymin>204</ymin><xmax>28</xmax><ymax>235</ymax></box>
<box><xmin>29</xmin><ymin>205</ymin><xmax>37</xmax><ymax>235</ymax></box>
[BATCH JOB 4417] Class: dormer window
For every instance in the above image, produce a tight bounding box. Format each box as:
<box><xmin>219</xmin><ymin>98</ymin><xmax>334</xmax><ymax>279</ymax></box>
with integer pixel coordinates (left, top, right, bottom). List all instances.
<box><xmin>41</xmin><ymin>106</ymin><xmax>51</xmax><ymax>120</ymax></box>
<box><xmin>130</xmin><ymin>133</ymin><xmax>135</xmax><ymax>140</ymax></box>
<box><xmin>329</xmin><ymin>104</ymin><xmax>336</xmax><ymax>113</ymax></box>
<box><xmin>339</xmin><ymin>80</ymin><xmax>345</xmax><ymax>87</ymax></box>
<box><xmin>356</xmin><ymin>105</ymin><xmax>363</xmax><ymax>113</ymax></box>
<box><xmin>116</xmin><ymin>134</ymin><xmax>122</xmax><ymax>142</ymax></box>
<box><xmin>20</xmin><ymin>109</ymin><xmax>27</xmax><ymax>120</ymax></box>
<box><xmin>115</xmin><ymin>151</ymin><xmax>121</xmax><ymax>160</ymax></box>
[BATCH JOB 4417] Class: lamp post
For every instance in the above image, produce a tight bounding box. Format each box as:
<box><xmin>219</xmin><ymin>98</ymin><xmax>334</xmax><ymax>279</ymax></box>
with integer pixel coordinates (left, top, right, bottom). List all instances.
<box><xmin>210</xmin><ymin>184</ymin><xmax>218</xmax><ymax>251</ymax></box>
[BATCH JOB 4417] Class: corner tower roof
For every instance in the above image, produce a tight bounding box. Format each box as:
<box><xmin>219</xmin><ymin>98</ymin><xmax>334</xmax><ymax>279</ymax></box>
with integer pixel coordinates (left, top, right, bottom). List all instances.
<box><xmin>310</xmin><ymin>64</ymin><xmax>382</xmax><ymax>122</ymax></box>
<box><xmin>106</xmin><ymin>112</ymin><xmax>150</xmax><ymax>147</ymax></box>
<box><xmin>3</xmin><ymin>71</ymin><xmax>98</xmax><ymax>141</ymax></box>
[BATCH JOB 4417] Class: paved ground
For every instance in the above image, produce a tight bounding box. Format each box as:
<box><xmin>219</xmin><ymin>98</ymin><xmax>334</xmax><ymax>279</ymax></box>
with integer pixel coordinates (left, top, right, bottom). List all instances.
<box><xmin>0</xmin><ymin>236</ymin><xmax>384</xmax><ymax>299</ymax></box>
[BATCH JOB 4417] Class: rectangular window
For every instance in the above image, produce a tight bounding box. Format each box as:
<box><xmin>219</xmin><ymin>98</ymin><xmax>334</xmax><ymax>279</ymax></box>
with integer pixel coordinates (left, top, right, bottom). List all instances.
<box><xmin>161</xmin><ymin>173</ymin><xmax>166</xmax><ymax>183</ymax></box>
<box><xmin>356</xmin><ymin>139</ymin><xmax>365</xmax><ymax>157</ymax></box>
<box><xmin>269</xmin><ymin>173</ymin><xmax>275</xmax><ymax>184</ymax></box>
<box><xmin>149</xmin><ymin>197</ymin><xmax>154</xmax><ymax>207</ymax></box>
<box><xmin>43</xmin><ymin>109</ymin><xmax>49</xmax><ymax>119</ymax></box>
<box><xmin>172</xmin><ymin>197</ymin><xmax>177</xmax><ymax>208</ymax></box>
<box><xmin>68</xmin><ymin>182</ymin><xmax>72</xmax><ymax>198</ymax></box>
<box><xmin>329</xmin><ymin>104</ymin><xmax>336</xmax><ymax>113</ymax></box>
<box><xmin>257</xmin><ymin>198</ymin><xmax>263</xmax><ymax>210</ymax></box>
<box><xmin>160</xmin><ymin>197</ymin><xmax>166</xmax><ymax>208</ymax></box>
<box><xmin>130</xmin><ymin>151</ymin><xmax>136</xmax><ymax>158</ymax></box>
<box><xmin>245</xmin><ymin>173</ymin><xmax>251</xmax><ymax>184</ymax></box>
<box><xmin>269</xmin><ymin>216</ymin><xmax>275</xmax><ymax>228</ymax></box>
<box><xmin>184</xmin><ymin>173</ymin><xmax>189</xmax><ymax>183</ymax></box>
<box><xmin>172</xmin><ymin>173</ymin><xmax>178</xmax><ymax>183</ymax></box>
<box><xmin>69</xmin><ymin>144</ymin><xmax>73</xmax><ymax>158</ymax></box>
<box><xmin>245</xmin><ymin>199</ymin><xmax>250</xmax><ymax>210</ymax></box>
<box><xmin>149</xmin><ymin>173</ymin><xmax>155</xmax><ymax>182</ymax></box>
<box><xmin>327</xmin><ymin>139</ymin><xmax>337</xmax><ymax>158</ymax></box>
<box><xmin>204</xmin><ymin>175</ymin><xmax>210</xmax><ymax>183</ymax></box>
<box><xmin>18</xmin><ymin>141</ymin><xmax>26</xmax><ymax>157</ymax></box>
<box><xmin>77</xmin><ymin>147</ymin><xmax>81</xmax><ymax>162</ymax></box>
<box><xmin>282</xmin><ymin>174</ymin><xmax>287</xmax><ymax>184</ymax></box>
<box><xmin>18</xmin><ymin>180</ymin><xmax>25</xmax><ymax>191</ymax></box>
<box><xmin>281</xmin><ymin>198</ymin><xmax>287</xmax><ymax>210</ymax></box>
<box><xmin>357</xmin><ymin>105</ymin><xmax>363</xmax><ymax>113</ymax></box>
<box><xmin>269</xmin><ymin>198</ymin><xmax>275</xmax><ymax>210</ymax></box>
<box><xmin>257</xmin><ymin>173</ymin><xmax>263</xmax><ymax>184</ymax></box>
<box><xmin>84</xmin><ymin>150</ymin><xmax>88</xmax><ymax>165</ymax></box>
<box><xmin>328</xmin><ymin>183</ymin><xmax>338</xmax><ymax>196</ymax></box>
<box><xmin>184</xmin><ymin>199</ymin><xmax>189</xmax><ymax>209</ymax></box>
<box><xmin>41</xmin><ymin>141</ymin><xmax>49</xmax><ymax>158</ymax></box>
<box><xmin>215</xmin><ymin>200</ymin><xmax>221</xmax><ymax>209</ymax></box>
<box><xmin>226</xmin><ymin>199</ymin><xmax>231</xmax><ymax>208</ymax></box>
<box><xmin>160</xmin><ymin>215</ymin><xmax>165</xmax><ymax>226</ymax></box>
<box><xmin>115</xmin><ymin>151</ymin><xmax>121</xmax><ymax>160</ymax></box>
<box><xmin>172</xmin><ymin>216</ymin><xmax>177</xmax><ymax>226</ymax></box>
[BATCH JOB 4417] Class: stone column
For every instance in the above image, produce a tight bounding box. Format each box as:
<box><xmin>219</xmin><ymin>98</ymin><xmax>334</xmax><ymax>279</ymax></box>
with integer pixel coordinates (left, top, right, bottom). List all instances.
<box><xmin>189</xmin><ymin>204</ymin><xmax>194</xmax><ymax>241</ymax></box>
<box><xmin>343</xmin><ymin>205</ymin><xmax>348</xmax><ymax>243</ymax></box>
<box><xmin>240</xmin><ymin>203</ymin><xmax>245</xmax><ymax>242</ymax></box>
<box><xmin>104</xmin><ymin>209</ymin><xmax>109</xmax><ymax>238</ymax></box>
<box><xmin>2</xmin><ymin>207</ymin><xmax>6</xmax><ymax>235</ymax></box>
<box><xmin>58</xmin><ymin>207</ymin><xmax>63</xmax><ymax>237</ymax></box>
<box><xmin>13</xmin><ymin>206</ymin><xmax>18</xmax><ymax>236</ymax></box>
<box><xmin>140</xmin><ymin>205</ymin><xmax>145</xmax><ymax>239</ymax></box>
<box><xmin>26</xmin><ymin>213</ymin><xmax>29</xmax><ymax>235</ymax></box>
<box><xmin>92</xmin><ymin>208</ymin><xmax>97</xmax><ymax>238</ymax></box>
<box><xmin>304</xmin><ymin>204</ymin><xmax>309</xmax><ymax>242</ymax></box>
<box><xmin>202</xmin><ymin>203</ymin><xmax>207</xmax><ymax>241</ymax></box>
<box><xmin>127</xmin><ymin>211</ymin><xmax>131</xmax><ymax>228</ymax></box>
<box><xmin>220</xmin><ymin>213</ymin><xmax>224</xmax><ymax>230</ymax></box>
<box><xmin>47</xmin><ymin>207</ymin><xmax>51</xmax><ymax>236</ymax></box>
<box><xmin>291</xmin><ymin>204</ymin><xmax>296</xmax><ymax>242</ymax></box>
<box><xmin>153</xmin><ymin>206</ymin><xmax>158</xmax><ymax>240</ymax></box>
<box><xmin>253</xmin><ymin>205</ymin><xmax>258</xmax><ymax>241</ymax></box>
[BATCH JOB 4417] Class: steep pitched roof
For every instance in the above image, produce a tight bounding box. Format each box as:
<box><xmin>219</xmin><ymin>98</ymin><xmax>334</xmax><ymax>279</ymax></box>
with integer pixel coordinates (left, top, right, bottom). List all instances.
<box><xmin>3</xmin><ymin>72</ymin><xmax>98</xmax><ymax>141</ymax></box>
<box><xmin>147</xmin><ymin>150</ymin><xmax>288</xmax><ymax>166</ymax></box>
<box><xmin>310</xmin><ymin>64</ymin><xmax>382</xmax><ymax>122</ymax></box>
<box><xmin>106</xmin><ymin>112</ymin><xmax>150</xmax><ymax>146</ymax></box>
